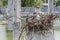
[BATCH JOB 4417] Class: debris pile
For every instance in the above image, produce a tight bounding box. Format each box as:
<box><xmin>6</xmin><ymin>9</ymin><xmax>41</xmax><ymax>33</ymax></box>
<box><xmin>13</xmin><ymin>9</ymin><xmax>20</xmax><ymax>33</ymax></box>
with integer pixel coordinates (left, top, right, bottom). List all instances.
<box><xmin>26</xmin><ymin>13</ymin><xmax>57</xmax><ymax>32</ymax></box>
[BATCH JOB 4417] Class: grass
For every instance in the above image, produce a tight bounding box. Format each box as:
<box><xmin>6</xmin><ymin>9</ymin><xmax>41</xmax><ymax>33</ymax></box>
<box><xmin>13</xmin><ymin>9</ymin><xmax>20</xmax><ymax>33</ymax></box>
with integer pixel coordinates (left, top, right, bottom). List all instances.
<box><xmin>6</xmin><ymin>25</ymin><xmax>13</xmax><ymax>40</ymax></box>
<box><xmin>3</xmin><ymin>24</ymin><xmax>13</xmax><ymax>40</ymax></box>
<box><xmin>6</xmin><ymin>31</ymin><xmax>13</xmax><ymax>40</ymax></box>
<box><xmin>54</xmin><ymin>26</ymin><xmax>60</xmax><ymax>31</ymax></box>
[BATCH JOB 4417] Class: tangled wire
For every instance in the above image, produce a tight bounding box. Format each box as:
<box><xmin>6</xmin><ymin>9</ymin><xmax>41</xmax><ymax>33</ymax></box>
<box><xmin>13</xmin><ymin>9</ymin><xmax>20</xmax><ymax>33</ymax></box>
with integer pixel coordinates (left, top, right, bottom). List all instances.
<box><xmin>26</xmin><ymin>13</ymin><xmax>58</xmax><ymax>32</ymax></box>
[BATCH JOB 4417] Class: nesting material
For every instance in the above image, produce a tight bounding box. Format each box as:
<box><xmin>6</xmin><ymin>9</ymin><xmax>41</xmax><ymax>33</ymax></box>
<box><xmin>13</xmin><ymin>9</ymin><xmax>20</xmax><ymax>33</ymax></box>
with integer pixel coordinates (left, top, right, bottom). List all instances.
<box><xmin>26</xmin><ymin>13</ymin><xmax>57</xmax><ymax>32</ymax></box>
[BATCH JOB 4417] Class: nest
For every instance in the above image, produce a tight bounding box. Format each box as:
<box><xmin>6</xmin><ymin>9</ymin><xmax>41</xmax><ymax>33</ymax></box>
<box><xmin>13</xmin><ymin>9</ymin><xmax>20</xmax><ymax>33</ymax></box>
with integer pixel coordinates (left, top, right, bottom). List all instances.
<box><xmin>26</xmin><ymin>13</ymin><xmax>57</xmax><ymax>32</ymax></box>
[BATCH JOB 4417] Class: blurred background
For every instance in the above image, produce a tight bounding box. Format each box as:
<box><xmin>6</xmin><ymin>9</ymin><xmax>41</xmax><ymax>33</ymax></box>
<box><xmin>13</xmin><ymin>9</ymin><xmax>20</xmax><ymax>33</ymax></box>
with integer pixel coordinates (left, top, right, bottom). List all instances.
<box><xmin>0</xmin><ymin>0</ymin><xmax>60</xmax><ymax>40</ymax></box>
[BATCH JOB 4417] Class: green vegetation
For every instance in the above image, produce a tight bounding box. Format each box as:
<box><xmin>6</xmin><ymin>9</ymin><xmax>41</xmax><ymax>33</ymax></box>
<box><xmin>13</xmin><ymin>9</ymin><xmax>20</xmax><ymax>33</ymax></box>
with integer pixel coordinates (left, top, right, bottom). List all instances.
<box><xmin>21</xmin><ymin>0</ymin><xmax>44</xmax><ymax>7</ymax></box>
<box><xmin>54</xmin><ymin>26</ymin><xmax>60</xmax><ymax>31</ymax></box>
<box><xmin>0</xmin><ymin>1</ymin><xmax>3</xmax><ymax>7</ymax></box>
<box><xmin>0</xmin><ymin>0</ymin><xmax>60</xmax><ymax>7</ymax></box>
<box><xmin>5</xmin><ymin>25</ymin><xmax>13</xmax><ymax>40</ymax></box>
<box><xmin>7</xmin><ymin>31</ymin><xmax>13</xmax><ymax>40</ymax></box>
<box><xmin>54</xmin><ymin>0</ymin><xmax>60</xmax><ymax>6</ymax></box>
<box><xmin>0</xmin><ymin>0</ymin><xmax>46</xmax><ymax>7</ymax></box>
<box><xmin>0</xmin><ymin>0</ymin><xmax>45</xmax><ymax>7</ymax></box>
<box><xmin>0</xmin><ymin>0</ymin><xmax>8</xmax><ymax>7</ymax></box>
<box><xmin>56</xmin><ymin>0</ymin><xmax>60</xmax><ymax>6</ymax></box>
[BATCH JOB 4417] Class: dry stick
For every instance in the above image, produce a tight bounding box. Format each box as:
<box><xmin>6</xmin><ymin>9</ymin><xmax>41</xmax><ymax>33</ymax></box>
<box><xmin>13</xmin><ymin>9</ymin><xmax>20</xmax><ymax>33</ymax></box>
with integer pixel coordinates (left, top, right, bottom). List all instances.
<box><xmin>18</xmin><ymin>26</ymin><xmax>27</xmax><ymax>40</ymax></box>
<box><xmin>18</xmin><ymin>15</ymin><xmax>35</xmax><ymax>40</ymax></box>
